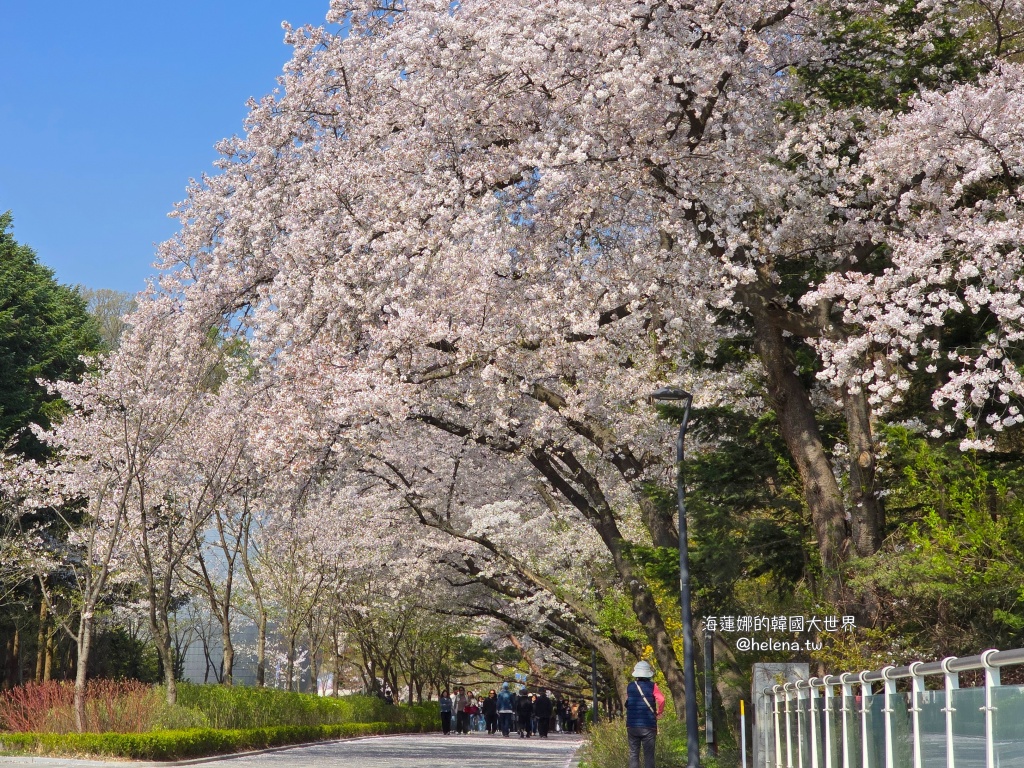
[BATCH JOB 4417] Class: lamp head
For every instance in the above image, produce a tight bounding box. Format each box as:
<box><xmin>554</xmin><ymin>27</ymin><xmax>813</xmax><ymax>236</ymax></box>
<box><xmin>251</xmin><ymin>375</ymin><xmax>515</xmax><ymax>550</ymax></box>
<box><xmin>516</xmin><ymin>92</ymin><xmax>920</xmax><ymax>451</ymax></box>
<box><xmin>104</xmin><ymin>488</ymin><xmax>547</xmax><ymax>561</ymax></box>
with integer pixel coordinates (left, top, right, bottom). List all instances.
<box><xmin>648</xmin><ymin>387</ymin><xmax>692</xmax><ymax>403</ymax></box>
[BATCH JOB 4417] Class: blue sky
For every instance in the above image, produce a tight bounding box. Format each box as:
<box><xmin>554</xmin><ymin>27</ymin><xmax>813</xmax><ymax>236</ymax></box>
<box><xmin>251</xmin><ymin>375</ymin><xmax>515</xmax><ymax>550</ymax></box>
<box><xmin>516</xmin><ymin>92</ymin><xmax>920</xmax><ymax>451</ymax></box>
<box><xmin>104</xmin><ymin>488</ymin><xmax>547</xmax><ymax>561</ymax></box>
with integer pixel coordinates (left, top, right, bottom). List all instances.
<box><xmin>1</xmin><ymin>1</ymin><xmax>340</xmax><ymax>295</ymax></box>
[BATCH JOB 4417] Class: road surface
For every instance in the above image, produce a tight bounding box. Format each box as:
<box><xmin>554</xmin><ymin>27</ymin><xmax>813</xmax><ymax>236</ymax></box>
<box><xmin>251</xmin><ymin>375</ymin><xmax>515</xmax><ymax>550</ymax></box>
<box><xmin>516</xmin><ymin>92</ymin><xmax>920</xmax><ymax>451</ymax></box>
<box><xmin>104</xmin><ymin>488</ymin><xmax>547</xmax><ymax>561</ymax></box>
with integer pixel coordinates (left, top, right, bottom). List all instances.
<box><xmin>0</xmin><ymin>732</ymin><xmax>583</xmax><ymax>768</ymax></box>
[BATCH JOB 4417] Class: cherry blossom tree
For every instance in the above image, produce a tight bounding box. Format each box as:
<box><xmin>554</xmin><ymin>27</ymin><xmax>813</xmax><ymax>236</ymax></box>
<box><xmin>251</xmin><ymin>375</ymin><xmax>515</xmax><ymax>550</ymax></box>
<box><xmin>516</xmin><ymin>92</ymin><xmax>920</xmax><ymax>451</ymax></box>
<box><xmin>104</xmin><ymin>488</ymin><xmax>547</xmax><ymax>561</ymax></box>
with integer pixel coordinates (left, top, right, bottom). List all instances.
<box><xmin>19</xmin><ymin>0</ymin><xmax>1023</xmax><ymax>717</ymax></box>
<box><xmin>133</xmin><ymin>0</ymin><xmax>1016</xmax><ymax>700</ymax></box>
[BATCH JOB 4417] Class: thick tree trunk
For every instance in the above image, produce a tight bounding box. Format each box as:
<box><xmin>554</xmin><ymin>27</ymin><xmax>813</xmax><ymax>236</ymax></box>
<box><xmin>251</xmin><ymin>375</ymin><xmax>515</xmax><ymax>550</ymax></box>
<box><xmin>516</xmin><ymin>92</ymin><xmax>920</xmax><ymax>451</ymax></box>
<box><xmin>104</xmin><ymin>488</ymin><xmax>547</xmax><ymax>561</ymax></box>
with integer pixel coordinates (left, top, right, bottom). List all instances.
<box><xmin>256</xmin><ymin>611</ymin><xmax>267</xmax><ymax>687</ymax></box>
<box><xmin>407</xmin><ymin>656</ymin><xmax>415</xmax><ymax>705</ymax></box>
<box><xmin>637</xmin><ymin>493</ymin><xmax>678</xmax><ymax>550</ymax></box>
<box><xmin>43</xmin><ymin>629</ymin><xmax>53</xmax><ymax>682</ymax></box>
<box><xmin>287</xmin><ymin>635</ymin><xmax>296</xmax><ymax>691</ymax></box>
<box><xmin>221</xmin><ymin>624</ymin><xmax>234</xmax><ymax>686</ymax></box>
<box><xmin>148</xmin><ymin>591</ymin><xmax>178</xmax><ymax>705</ymax></box>
<box><xmin>156</xmin><ymin>622</ymin><xmax>177</xmax><ymax>705</ymax></box>
<box><xmin>843</xmin><ymin>384</ymin><xmax>884</xmax><ymax>556</ymax></box>
<box><xmin>35</xmin><ymin>596</ymin><xmax>47</xmax><ymax>683</ymax></box>
<box><xmin>332</xmin><ymin>653</ymin><xmax>340</xmax><ymax>696</ymax></box>
<box><xmin>749</xmin><ymin>314</ymin><xmax>849</xmax><ymax>581</ymax></box>
<box><xmin>73</xmin><ymin>615</ymin><xmax>92</xmax><ymax>733</ymax></box>
<box><xmin>9</xmin><ymin>629</ymin><xmax>20</xmax><ymax>687</ymax></box>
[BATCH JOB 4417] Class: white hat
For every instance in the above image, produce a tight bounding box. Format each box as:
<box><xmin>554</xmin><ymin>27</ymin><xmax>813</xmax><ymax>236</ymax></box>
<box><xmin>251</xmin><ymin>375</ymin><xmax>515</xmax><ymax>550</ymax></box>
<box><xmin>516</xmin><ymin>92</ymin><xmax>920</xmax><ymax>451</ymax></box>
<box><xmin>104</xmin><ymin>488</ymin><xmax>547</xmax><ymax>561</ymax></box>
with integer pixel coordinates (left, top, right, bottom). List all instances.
<box><xmin>632</xmin><ymin>660</ymin><xmax>655</xmax><ymax>678</ymax></box>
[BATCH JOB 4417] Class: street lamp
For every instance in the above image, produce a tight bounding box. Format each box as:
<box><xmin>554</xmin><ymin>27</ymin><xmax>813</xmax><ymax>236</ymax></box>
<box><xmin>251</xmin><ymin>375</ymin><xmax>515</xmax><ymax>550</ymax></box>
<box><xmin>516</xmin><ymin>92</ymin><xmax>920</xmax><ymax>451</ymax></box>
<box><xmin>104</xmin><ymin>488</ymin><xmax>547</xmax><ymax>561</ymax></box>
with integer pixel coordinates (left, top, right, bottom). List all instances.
<box><xmin>649</xmin><ymin>386</ymin><xmax>699</xmax><ymax>768</ymax></box>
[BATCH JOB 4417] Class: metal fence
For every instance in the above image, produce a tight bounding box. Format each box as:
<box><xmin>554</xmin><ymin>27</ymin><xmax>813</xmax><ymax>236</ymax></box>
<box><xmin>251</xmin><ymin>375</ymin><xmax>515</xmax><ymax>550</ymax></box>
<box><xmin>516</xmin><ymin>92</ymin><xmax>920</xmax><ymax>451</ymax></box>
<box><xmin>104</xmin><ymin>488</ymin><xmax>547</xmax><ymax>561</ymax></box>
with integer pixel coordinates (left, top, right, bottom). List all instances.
<box><xmin>760</xmin><ymin>648</ymin><xmax>1024</xmax><ymax>768</ymax></box>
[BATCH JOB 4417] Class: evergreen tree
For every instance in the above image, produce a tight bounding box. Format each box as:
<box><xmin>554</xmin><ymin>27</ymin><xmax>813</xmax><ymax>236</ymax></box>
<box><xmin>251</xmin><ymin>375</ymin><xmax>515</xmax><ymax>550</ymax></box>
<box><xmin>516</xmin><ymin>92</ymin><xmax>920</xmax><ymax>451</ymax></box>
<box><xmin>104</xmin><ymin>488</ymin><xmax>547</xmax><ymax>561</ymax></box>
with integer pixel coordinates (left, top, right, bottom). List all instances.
<box><xmin>0</xmin><ymin>213</ymin><xmax>101</xmax><ymax>458</ymax></box>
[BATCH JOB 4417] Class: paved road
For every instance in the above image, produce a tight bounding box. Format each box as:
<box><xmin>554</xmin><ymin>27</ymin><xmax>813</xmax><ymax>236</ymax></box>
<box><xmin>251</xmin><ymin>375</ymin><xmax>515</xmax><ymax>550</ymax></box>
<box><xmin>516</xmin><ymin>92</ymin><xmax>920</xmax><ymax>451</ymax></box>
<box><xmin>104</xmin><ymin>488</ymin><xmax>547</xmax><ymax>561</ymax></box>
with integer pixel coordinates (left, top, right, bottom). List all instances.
<box><xmin>0</xmin><ymin>733</ymin><xmax>583</xmax><ymax>768</ymax></box>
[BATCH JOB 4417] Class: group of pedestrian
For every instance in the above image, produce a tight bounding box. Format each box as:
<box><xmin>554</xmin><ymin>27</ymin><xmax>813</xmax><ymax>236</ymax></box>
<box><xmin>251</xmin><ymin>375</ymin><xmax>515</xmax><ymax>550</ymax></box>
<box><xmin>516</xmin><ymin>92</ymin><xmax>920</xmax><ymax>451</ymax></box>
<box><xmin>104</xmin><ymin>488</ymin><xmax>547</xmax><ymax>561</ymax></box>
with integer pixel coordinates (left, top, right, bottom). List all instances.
<box><xmin>438</xmin><ymin>658</ymin><xmax>666</xmax><ymax>768</ymax></box>
<box><xmin>437</xmin><ymin>683</ymin><xmax>589</xmax><ymax>738</ymax></box>
<box><xmin>439</xmin><ymin>686</ymin><xmax>495</xmax><ymax>734</ymax></box>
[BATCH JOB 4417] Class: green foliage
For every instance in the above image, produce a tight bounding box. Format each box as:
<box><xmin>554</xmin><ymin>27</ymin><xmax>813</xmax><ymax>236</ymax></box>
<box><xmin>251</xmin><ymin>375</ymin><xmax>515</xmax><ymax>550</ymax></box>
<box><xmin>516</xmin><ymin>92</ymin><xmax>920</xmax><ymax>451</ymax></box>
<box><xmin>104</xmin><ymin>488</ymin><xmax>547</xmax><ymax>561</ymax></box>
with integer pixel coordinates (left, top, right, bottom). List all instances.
<box><xmin>175</xmin><ymin>684</ymin><xmax>436</xmax><ymax>730</ymax></box>
<box><xmin>638</xmin><ymin>407</ymin><xmax>815</xmax><ymax>615</ymax></box>
<box><xmin>0</xmin><ymin>684</ymin><xmax>437</xmax><ymax>760</ymax></box>
<box><xmin>795</xmin><ymin>0</ymin><xmax>981</xmax><ymax>111</ymax></box>
<box><xmin>850</xmin><ymin>426</ymin><xmax>1024</xmax><ymax>655</ymax></box>
<box><xmin>151</xmin><ymin>702</ymin><xmax>211</xmax><ymax>730</ymax></box>
<box><xmin>75</xmin><ymin>287</ymin><xmax>134</xmax><ymax>351</ymax></box>
<box><xmin>0</xmin><ymin>213</ymin><xmax>101</xmax><ymax>457</ymax></box>
<box><xmin>578</xmin><ymin>717</ymin><xmax>733</xmax><ymax>768</ymax></box>
<box><xmin>0</xmin><ymin>722</ymin><xmax>417</xmax><ymax>761</ymax></box>
<box><xmin>596</xmin><ymin>589</ymin><xmax>648</xmax><ymax>646</ymax></box>
<box><xmin>86</xmin><ymin>627</ymin><xmax>161</xmax><ymax>683</ymax></box>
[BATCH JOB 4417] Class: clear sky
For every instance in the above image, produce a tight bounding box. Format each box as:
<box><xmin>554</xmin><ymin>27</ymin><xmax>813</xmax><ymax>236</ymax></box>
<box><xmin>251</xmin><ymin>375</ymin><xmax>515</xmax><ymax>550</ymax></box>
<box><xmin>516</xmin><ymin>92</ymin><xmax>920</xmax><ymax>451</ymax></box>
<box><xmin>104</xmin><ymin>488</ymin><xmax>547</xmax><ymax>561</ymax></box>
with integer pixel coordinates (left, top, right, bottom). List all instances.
<box><xmin>1</xmin><ymin>1</ymin><xmax>341</xmax><ymax>295</ymax></box>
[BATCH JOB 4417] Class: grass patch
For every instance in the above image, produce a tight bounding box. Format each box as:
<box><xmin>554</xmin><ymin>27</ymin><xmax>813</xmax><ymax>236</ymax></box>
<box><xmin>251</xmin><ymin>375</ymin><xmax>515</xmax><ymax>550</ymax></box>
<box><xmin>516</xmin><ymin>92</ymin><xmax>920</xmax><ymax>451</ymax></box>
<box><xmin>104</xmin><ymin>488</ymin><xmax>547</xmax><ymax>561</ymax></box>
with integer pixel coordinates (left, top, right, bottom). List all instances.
<box><xmin>578</xmin><ymin>717</ymin><xmax>736</xmax><ymax>768</ymax></box>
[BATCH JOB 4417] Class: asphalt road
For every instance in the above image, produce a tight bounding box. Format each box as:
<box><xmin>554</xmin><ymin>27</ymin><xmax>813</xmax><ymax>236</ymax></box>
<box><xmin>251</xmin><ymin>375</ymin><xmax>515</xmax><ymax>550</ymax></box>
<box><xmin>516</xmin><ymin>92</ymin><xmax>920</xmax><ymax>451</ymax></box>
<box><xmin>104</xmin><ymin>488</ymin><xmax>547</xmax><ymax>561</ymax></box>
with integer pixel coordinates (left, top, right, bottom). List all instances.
<box><xmin>0</xmin><ymin>732</ymin><xmax>583</xmax><ymax>768</ymax></box>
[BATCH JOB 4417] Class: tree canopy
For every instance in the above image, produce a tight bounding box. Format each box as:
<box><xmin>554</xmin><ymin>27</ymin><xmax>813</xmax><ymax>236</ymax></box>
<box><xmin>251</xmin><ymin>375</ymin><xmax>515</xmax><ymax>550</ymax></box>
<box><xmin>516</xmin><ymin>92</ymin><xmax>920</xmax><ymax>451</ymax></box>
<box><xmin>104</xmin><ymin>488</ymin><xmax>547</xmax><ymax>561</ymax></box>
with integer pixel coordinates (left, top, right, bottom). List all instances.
<box><xmin>7</xmin><ymin>0</ymin><xmax>1024</xmax><ymax>734</ymax></box>
<box><xmin>0</xmin><ymin>213</ymin><xmax>101</xmax><ymax>457</ymax></box>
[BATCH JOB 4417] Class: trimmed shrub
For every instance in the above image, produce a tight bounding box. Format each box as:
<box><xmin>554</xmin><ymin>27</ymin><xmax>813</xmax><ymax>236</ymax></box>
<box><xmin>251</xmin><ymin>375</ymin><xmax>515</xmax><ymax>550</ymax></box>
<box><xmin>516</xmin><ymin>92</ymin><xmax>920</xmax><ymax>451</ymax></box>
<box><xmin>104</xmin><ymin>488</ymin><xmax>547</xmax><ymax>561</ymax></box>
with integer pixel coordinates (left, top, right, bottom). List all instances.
<box><xmin>175</xmin><ymin>684</ymin><xmax>436</xmax><ymax>731</ymax></box>
<box><xmin>0</xmin><ymin>721</ymin><xmax>426</xmax><ymax>761</ymax></box>
<box><xmin>0</xmin><ymin>683</ymin><xmax>438</xmax><ymax>760</ymax></box>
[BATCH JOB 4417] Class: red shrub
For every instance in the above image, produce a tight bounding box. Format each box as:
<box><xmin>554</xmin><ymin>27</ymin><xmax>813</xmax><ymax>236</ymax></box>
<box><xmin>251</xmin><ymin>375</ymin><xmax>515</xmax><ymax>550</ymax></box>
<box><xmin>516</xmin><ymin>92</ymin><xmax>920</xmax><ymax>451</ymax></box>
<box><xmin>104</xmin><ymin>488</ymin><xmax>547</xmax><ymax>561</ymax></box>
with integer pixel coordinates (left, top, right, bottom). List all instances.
<box><xmin>0</xmin><ymin>682</ymin><xmax>72</xmax><ymax>732</ymax></box>
<box><xmin>0</xmin><ymin>680</ymin><xmax>163</xmax><ymax>733</ymax></box>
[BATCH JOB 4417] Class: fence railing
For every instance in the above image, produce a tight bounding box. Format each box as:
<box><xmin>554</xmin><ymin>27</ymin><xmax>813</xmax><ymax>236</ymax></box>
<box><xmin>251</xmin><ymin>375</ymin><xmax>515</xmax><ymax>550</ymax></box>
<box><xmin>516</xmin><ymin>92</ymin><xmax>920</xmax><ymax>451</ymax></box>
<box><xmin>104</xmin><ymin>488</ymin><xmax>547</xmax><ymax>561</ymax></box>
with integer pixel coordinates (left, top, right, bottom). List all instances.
<box><xmin>760</xmin><ymin>647</ymin><xmax>1024</xmax><ymax>768</ymax></box>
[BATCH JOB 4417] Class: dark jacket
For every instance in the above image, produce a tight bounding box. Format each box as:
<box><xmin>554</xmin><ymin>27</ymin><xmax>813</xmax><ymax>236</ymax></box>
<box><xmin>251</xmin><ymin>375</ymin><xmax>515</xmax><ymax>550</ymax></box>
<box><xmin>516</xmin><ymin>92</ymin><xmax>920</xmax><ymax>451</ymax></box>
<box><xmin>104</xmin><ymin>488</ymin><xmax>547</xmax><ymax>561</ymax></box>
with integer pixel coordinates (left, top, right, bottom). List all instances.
<box><xmin>534</xmin><ymin>694</ymin><xmax>553</xmax><ymax>718</ymax></box>
<box><xmin>626</xmin><ymin>679</ymin><xmax>658</xmax><ymax>729</ymax></box>
<box><xmin>482</xmin><ymin>695</ymin><xmax>498</xmax><ymax>717</ymax></box>
<box><xmin>516</xmin><ymin>695</ymin><xmax>534</xmax><ymax>719</ymax></box>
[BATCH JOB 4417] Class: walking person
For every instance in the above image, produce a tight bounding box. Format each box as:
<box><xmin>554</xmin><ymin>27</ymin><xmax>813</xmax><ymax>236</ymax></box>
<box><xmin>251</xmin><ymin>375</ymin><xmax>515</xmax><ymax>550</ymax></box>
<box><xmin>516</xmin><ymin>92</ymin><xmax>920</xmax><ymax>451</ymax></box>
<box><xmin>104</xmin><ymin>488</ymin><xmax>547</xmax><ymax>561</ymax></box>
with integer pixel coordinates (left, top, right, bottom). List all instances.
<box><xmin>626</xmin><ymin>661</ymin><xmax>665</xmax><ymax>768</ymax></box>
<box><xmin>454</xmin><ymin>686</ymin><xmax>469</xmax><ymax>734</ymax></box>
<box><xmin>497</xmin><ymin>682</ymin><xmax>516</xmax><ymax>737</ymax></box>
<box><xmin>516</xmin><ymin>686</ymin><xmax>534</xmax><ymax>738</ymax></box>
<box><xmin>534</xmin><ymin>689</ymin><xmax>553</xmax><ymax>738</ymax></box>
<box><xmin>483</xmin><ymin>689</ymin><xmax>498</xmax><ymax>734</ymax></box>
<box><xmin>467</xmin><ymin>693</ymin><xmax>480</xmax><ymax>731</ymax></box>
<box><xmin>439</xmin><ymin>690</ymin><xmax>453</xmax><ymax>735</ymax></box>
<box><xmin>568</xmin><ymin>700</ymin><xmax>580</xmax><ymax>733</ymax></box>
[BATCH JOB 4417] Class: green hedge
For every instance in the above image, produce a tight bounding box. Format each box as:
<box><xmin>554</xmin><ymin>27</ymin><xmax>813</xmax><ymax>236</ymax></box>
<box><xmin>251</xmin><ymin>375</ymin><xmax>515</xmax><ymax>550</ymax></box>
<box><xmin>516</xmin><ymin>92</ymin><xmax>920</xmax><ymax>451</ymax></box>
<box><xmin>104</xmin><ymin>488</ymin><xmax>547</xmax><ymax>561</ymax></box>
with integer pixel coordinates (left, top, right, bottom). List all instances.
<box><xmin>0</xmin><ymin>721</ymin><xmax>423</xmax><ymax>761</ymax></box>
<box><xmin>175</xmin><ymin>684</ymin><xmax>437</xmax><ymax>730</ymax></box>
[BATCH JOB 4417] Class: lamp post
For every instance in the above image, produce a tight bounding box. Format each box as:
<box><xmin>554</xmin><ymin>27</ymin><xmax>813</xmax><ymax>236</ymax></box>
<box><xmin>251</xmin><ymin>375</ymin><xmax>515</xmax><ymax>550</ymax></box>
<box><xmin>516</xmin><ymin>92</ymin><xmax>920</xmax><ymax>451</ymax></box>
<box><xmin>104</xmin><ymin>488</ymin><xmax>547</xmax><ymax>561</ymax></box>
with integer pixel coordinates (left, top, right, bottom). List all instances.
<box><xmin>649</xmin><ymin>386</ymin><xmax>699</xmax><ymax>768</ymax></box>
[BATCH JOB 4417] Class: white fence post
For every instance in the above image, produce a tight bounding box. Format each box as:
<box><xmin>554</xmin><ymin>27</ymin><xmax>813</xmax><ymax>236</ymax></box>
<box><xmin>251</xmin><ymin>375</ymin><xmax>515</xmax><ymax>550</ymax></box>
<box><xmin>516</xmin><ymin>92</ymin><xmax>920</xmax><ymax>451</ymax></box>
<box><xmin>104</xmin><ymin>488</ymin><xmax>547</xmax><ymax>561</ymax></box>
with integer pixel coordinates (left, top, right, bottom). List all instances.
<box><xmin>859</xmin><ymin>672</ymin><xmax>871</xmax><ymax>768</ymax></box>
<box><xmin>786</xmin><ymin>685</ymin><xmax>795</xmax><ymax>768</ymax></box>
<box><xmin>941</xmin><ymin>656</ymin><xmax>958</xmax><ymax>768</ymax></box>
<box><xmin>775</xmin><ymin>685</ymin><xmax>785</xmax><ymax>768</ymax></box>
<box><xmin>881</xmin><ymin>665</ymin><xmax>896</xmax><ymax>768</ymax></box>
<box><xmin>823</xmin><ymin>681</ymin><xmax>835</xmax><ymax>768</ymax></box>
<box><xmin>797</xmin><ymin>684</ymin><xmax>807</xmax><ymax>768</ymax></box>
<box><xmin>908</xmin><ymin>661</ymin><xmax>924</xmax><ymax>768</ymax></box>
<box><xmin>980</xmin><ymin>649</ymin><xmax>999</xmax><ymax>768</ymax></box>
<box><xmin>841</xmin><ymin>673</ymin><xmax>855</xmax><ymax>768</ymax></box>
<box><xmin>809</xmin><ymin>680</ymin><xmax>821</xmax><ymax>768</ymax></box>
